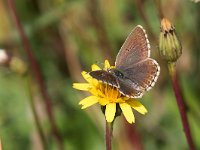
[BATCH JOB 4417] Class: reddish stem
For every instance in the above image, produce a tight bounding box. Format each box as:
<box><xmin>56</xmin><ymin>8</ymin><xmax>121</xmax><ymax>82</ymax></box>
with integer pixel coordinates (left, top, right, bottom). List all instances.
<box><xmin>125</xmin><ymin>121</ymin><xmax>143</xmax><ymax>150</ymax></box>
<box><xmin>106</xmin><ymin>122</ymin><xmax>113</xmax><ymax>150</ymax></box>
<box><xmin>168</xmin><ymin>63</ymin><xmax>195</xmax><ymax>150</ymax></box>
<box><xmin>7</xmin><ymin>0</ymin><xmax>63</xmax><ymax>149</ymax></box>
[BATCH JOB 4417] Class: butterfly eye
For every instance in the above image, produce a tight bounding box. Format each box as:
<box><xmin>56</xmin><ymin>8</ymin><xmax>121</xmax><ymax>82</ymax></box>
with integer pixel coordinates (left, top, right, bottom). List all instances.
<box><xmin>113</xmin><ymin>70</ymin><xmax>124</xmax><ymax>78</ymax></box>
<box><xmin>117</xmin><ymin>72</ymin><xmax>124</xmax><ymax>78</ymax></box>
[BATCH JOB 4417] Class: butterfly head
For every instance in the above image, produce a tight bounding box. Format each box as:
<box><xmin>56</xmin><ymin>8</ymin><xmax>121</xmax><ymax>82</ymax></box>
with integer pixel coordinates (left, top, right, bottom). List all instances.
<box><xmin>108</xmin><ymin>68</ymin><xmax>125</xmax><ymax>79</ymax></box>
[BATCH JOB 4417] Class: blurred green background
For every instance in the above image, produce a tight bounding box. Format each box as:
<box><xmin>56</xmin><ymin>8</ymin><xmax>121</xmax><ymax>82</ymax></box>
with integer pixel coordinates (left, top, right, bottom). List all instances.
<box><xmin>0</xmin><ymin>0</ymin><xmax>200</xmax><ymax>149</ymax></box>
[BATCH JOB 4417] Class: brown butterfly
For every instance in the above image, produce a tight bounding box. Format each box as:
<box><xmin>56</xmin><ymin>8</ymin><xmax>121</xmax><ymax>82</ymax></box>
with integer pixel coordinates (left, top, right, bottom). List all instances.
<box><xmin>89</xmin><ymin>25</ymin><xmax>160</xmax><ymax>98</ymax></box>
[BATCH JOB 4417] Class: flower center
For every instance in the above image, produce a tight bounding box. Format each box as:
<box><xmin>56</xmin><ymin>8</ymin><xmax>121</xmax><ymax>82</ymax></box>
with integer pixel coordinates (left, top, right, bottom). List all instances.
<box><xmin>97</xmin><ymin>83</ymin><xmax>127</xmax><ymax>103</ymax></box>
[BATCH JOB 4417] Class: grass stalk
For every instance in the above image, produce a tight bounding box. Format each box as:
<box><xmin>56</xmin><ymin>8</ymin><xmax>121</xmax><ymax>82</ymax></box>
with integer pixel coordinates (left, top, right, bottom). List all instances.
<box><xmin>25</xmin><ymin>75</ymin><xmax>47</xmax><ymax>150</ymax></box>
<box><xmin>7</xmin><ymin>0</ymin><xmax>64</xmax><ymax>149</ymax></box>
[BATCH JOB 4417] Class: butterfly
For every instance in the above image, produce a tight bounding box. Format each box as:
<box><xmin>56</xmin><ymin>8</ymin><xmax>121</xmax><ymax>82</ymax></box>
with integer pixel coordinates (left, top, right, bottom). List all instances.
<box><xmin>89</xmin><ymin>25</ymin><xmax>160</xmax><ymax>98</ymax></box>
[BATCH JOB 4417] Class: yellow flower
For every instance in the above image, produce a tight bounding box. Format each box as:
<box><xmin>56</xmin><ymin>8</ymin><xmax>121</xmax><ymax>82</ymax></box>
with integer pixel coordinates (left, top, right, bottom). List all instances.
<box><xmin>73</xmin><ymin>60</ymin><xmax>147</xmax><ymax>124</ymax></box>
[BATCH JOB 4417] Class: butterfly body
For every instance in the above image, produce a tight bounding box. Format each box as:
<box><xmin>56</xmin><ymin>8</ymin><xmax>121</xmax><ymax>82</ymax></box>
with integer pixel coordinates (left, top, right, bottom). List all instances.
<box><xmin>89</xmin><ymin>25</ymin><xmax>160</xmax><ymax>98</ymax></box>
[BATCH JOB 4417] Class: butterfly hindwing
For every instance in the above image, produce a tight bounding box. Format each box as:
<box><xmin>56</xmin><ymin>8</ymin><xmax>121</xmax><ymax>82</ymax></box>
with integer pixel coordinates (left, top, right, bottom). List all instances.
<box><xmin>117</xmin><ymin>78</ymin><xmax>143</xmax><ymax>98</ymax></box>
<box><xmin>118</xmin><ymin>58</ymin><xmax>160</xmax><ymax>91</ymax></box>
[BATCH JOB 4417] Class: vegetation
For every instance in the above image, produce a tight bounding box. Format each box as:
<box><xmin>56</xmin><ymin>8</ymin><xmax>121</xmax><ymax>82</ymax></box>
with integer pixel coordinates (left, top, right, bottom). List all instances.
<box><xmin>0</xmin><ymin>0</ymin><xmax>199</xmax><ymax>149</ymax></box>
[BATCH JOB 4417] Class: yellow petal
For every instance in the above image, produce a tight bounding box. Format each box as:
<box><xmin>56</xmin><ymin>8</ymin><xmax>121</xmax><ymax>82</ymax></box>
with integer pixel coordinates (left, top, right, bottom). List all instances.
<box><xmin>88</xmin><ymin>88</ymin><xmax>98</xmax><ymax>96</ymax></box>
<box><xmin>120</xmin><ymin>103</ymin><xmax>135</xmax><ymax>123</ymax></box>
<box><xmin>105</xmin><ymin>103</ymin><xmax>116</xmax><ymax>122</ymax></box>
<box><xmin>73</xmin><ymin>83</ymin><xmax>91</xmax><ymax>91</ymax></box>
<box><xmin>79</xmin><ymin>96</ymin><xmax>99</xmax><ymax>109</ymax></box>
<box><xmin>91</xmin><ymin>64</ymin><xmax>101</xmax><ymax>71</ymax></box>
<box><xmin>116</xmin><ymin>97</ymin><xmax>127</xmax><ymax>103</ymax></box>
<box><xmin>98</xmin><ymin>98</ymin><xmax>109</xmax><ymax>106</ymax></box>
<box><xmin>104</xmin><ymin>60</ymin><xmax>110</xmax><ymax>69</ymax></box>
<box><xmin>81</xmin><ymin>71</ymin><xmax>100</xmax><ymax>86</ymax></box>
<box><xmin>81</xmin><ymin>71</ymin><xmax>93</xmax><ymax>83</ymax></box>
<box><xmin>91</xmin><ymin>79</ymin><xmax>99</xmax><ymax>86</ymax></box>
<box><xmin>127</xmin><ymin>99</ymin><xmax>148</xmax><ymax>115</ymax></box>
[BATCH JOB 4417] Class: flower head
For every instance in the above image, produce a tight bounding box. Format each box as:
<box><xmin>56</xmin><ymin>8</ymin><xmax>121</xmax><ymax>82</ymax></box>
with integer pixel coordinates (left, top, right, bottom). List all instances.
<box><xmin>73</xmin><ymin>60</ymin><xmax>147</xmax><ymax>124</ymax></box>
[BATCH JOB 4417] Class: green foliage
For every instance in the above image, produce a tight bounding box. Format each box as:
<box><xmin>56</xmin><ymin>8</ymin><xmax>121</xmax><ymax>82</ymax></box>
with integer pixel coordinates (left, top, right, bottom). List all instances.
<box><xmin>0</xmin><ymin>0</ymin><xmax>200</xmax><ymax>149</ymax></box>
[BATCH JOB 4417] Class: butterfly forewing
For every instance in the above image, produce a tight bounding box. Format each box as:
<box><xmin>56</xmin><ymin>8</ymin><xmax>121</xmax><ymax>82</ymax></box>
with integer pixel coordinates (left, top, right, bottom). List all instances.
<box><xmin>89</xmin><ymin>70</ymin><xmax>119</xmax><ymax>88</ymax></box>
<box><xmin>115</xmin><ymin>25</ymin><xmax>150</xmax><ymax>68</ymax></box>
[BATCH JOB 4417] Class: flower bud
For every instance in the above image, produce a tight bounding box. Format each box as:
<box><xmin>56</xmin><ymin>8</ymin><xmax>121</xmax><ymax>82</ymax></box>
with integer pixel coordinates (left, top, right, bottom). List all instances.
<box><xmin>9</xmin><ymin>57</ymin><xmax>27</xmax><ymax>75</ymax></box>
<box><xmin>159</xmin><ymin>18</ymin><xmax>182</xmax><ymax>62</ymax></box>
<box><xmin>0</xmin><ymin>49</ymin><xmax>9</xmax><ymax>65</ymax></box>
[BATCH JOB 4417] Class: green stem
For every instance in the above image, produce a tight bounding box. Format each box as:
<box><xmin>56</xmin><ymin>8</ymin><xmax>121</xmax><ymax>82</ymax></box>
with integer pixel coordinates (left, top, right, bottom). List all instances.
<box><xmin>168</xmin><ymin>62</ymin><xmax>195</xmax><ymax>150</ymax></box>
<box><xmin>134</xmin><ymin>0</ymin><xmax>157</xmax><ymax>41</ymax></box>
<box><xmin>106</xmin><ymin>122</ymin><xmax>113</xmax><ymax>150</ymax></box>
<box><xmin>25</xmin><ymin>75</ymin><xmax>47</xmax><ymax>150</ymax></box>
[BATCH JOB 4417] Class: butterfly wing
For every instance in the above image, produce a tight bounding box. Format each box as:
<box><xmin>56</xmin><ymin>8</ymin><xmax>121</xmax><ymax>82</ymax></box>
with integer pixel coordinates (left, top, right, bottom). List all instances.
<box><xmin>89</xmin><ymin>70</ymin><xmax>143</xmax><ymax>98</ymax></box>
<box><xmin>119</xmin><ymin>58</ymin><xmax>160</xmax><ymax>93</ymax></box>
<box><xmin>115</xmin><ymin>25</ymin><xmax>150</xmax><ymax>69</ymax></box>
<box><xmin>115</xmin><ymin>25</ymin><xmax>160</xmax><ymax>97</ymax></box>
<box><xmin>89</xmin><ymin>70</ymin><xmax>119</xmax><ymax>88</ymax></box>
<box><xmin>117</xmin><ymin>78</ymin><xmax>144</xmax><ymax>98</ymax></box>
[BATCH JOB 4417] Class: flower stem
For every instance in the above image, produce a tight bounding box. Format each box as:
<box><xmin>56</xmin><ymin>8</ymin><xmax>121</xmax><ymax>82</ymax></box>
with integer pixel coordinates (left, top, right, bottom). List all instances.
<box><xmin>7</xmin><ymin>0</ymin><xmax>63</xmax><ymax>149</ymax></box>
<box><xmin>106</xmin><ymin>122</ymin><xmax>113</xmax><ymax>150</ymax></box>
<box><xmin>168</xmin><ymin>62</ymin><xmax>195</xmax><ymax>150</ymax></box>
